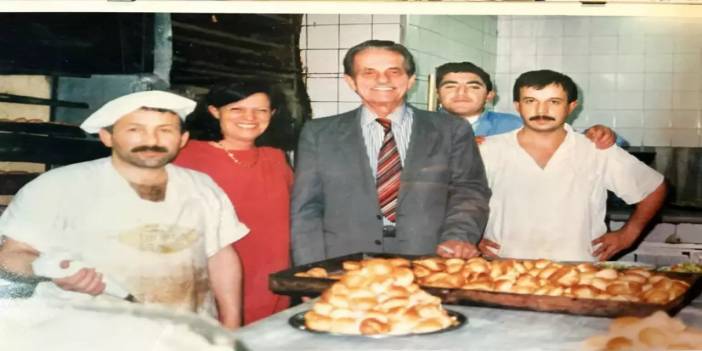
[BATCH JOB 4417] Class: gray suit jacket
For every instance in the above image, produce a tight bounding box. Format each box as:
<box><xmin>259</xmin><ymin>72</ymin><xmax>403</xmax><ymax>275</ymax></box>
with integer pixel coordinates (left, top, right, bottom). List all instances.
<box><xmin>291</xmin><ymin>105</ymin><xmax>490</xmax><ymax>265</ymax></box>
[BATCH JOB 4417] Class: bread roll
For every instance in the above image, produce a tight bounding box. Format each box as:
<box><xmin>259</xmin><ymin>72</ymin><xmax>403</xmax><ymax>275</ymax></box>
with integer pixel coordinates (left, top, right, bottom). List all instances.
<box><xmin>359</xmin><ymin>318</ymin><xmax>390</xmax><ymax>335</ymax></box>
<box><xmin>387</xmin><ymin>257</ymin><xmax>411</xmax><ymax>268</ymax></box>
<box><xmin>533</xmin><ymin>259</ymin><xmax>553</xmax><ymax>269</ymax></box>
<box><xmin>494</xmin><ymin>279</ymin><xmax>514</xmax><ymax>293</ymax></box>
<box><xmin>341</xmin><ymin>271</ymin><xmax>370</xmax><ymax>289</ymax></box>
<box><xmin>306</xmin><ymin>267</ymin><xmax>329</xmax><ymax>278</ymax></box>
<box><xmin>515</xmin><ymin>274</ymin><xmax>540</xmax><ymax>289</ymax></box>
<box><xmin>638</xmin><ymin>327</ymin><xmax>669</xmax><ymax>348</ymax></box>
<box><xmin>369</xmin><ymin>276</ymin><xmax>394</xmax><ymax>294</ymax></box>
<box><xmin>609</xmin><ymin>316</ymin><xmax>640</xmax><ymax>333</ymax></box>
<box><xmin>538</xmin><ymin>266</ymin><xmax>559</xmax><ymax>280</ymax></box>
<box><xmin>572</xmin><ymin>284</ymin><xmax>600</xmax><ymax>299</ymax></box>
<box><xmin>377</xmin><ymin>297</ymin><xmax>410</xmax><ymax>311</ymax></box>
<box><xmin>304</xmin><ymin>311</ymin><xmax>332</xmax><ymax>332</ymax></box>
<box><xmin>551</xmin><ymin>266</ymin><xmax>580</xmax><ymax>286</ymax></box>
<box><xmin>413</xmin><ymin>258</ymin><xmax>445</xmax><ymax>272</ymax></box>
<box><xmin>620</xmin><ymin>272</ymin><xmax>647</xmax><ymax>284</ymax></box>
<box><xmin>363</xmin><ymin>259</ymin><xmax>394</xmax><ymax>275</ymax></box>
<box><xmin>413</xmin><ymin>265</ymin><xmax>431</xmax><ymax>278</ymax></box>
<box><xmin>329</xmin><ymin>317</ymin><xmax>360</xmax><ymax>335</ymax></box>
<box><xmin>462</xmin><ymin>280</ymin><xmax>493</xmax><ymax>291</ymax></box>
<box><xmin>464</xmin><ymin>257</ymin><xmax>490</xmax><ymax>274</ymax></box>
<box><xmin>642</xmin><ymin>289</ymin><xmax>669</xmax><ymax>304</ymax></box>
<box><xmin>604</xmin><ymin>336</ymin><xmax>633</xmax><ymax>350</ymax></box>
<box><xmin>393</xmin><ymin>267</ymin><xmax>414</xmax><ymax>287</ymax></box>
<box><xmin>327</xmin><ymin>293</ymin><xmax>350</xmax><ymax>309</ymax></box>
<box><xmin>382</xmin><ymin>285</ymin><xmax>409</xmax><ymax>300</ymax></box>
<box><xmin>342</xmin><ymin>260</ymin><xmax>362</xmax><ymax>271</ymax></box>
<box><xmin>349</xmin><ymin>297</ymin><xmax>377</xmax><ymax>311</ymax></box>
<box><xmin>591</xmin><ymin>277</ymin><xmax>610</xmax><ymax>292</ymax></box>
<box><xmin>412</xmin><ymin>318</ymin><xmax>444</xmax><ymax>334</ymax></box>
<box><xmin>576</xmin><ymin>263</ymin><xmax>598</xmax><ymax>273</ymax></box>
<box><xmin>595</xmin><ymin>268</ymin><xmax>618</xmax><ymax>280</ymax></box>
<box><xmin>312</xmin><ymin>301</ymin><xmax>334</xmax><ymax>316</ymax></box>
<box><xmin>330</xmin><ymin>282</ymin><xmax>350</xmax><ymax>295</ymax></box>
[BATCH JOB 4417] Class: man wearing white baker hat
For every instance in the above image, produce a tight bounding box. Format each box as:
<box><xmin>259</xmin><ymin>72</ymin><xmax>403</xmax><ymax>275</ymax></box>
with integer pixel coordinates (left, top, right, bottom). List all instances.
<box><xmin>0</xmin><ymin>90</ymin><xmax>249</xmax><ymax>329</ymax></box>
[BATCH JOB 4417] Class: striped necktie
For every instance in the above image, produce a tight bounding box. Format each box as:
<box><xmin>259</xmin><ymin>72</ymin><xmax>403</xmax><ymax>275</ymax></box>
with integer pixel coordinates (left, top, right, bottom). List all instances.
<box><xmin>375</xmin><ymin>117</ymin><xmax>402</xmax><ymax>223</ymax></box>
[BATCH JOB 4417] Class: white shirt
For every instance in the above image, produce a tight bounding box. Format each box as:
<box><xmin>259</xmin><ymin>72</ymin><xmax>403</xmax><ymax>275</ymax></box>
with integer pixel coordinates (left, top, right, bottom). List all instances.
<box><xmin>0</xmin><ymin>157</ymin><xmax>249</xmax><ymax>316</ymax></box>
<box><xmin>465</xmin><ymin>115</ymin><xmax>480</xmax><ymax>127</ymax></box>
<box><xmin>479</xmin><ymin>125</ymin><xmax>664</xmax><ymax>261</ymax></box>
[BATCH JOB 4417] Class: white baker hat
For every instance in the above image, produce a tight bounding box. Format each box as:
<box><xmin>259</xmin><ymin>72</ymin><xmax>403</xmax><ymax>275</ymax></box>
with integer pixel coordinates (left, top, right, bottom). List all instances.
<box><xmin>80</xmin><ymin>90</ymin><xmax>197</xmax><ymax>133</ymax></box>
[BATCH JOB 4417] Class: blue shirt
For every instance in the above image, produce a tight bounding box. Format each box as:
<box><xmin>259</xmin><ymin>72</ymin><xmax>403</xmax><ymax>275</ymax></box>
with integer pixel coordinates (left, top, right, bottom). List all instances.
<box><xmin>472</xmin><ymin>110</ymin><xmax>523</xmax><ymax>137</ymax></box>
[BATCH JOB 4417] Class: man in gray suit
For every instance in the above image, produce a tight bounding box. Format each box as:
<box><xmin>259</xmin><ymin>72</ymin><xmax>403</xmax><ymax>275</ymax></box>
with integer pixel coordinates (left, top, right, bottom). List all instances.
<box><xmin>291</xmin><ymin>40</ymin><xmax>490</xmax><ymax>265</ymax></box>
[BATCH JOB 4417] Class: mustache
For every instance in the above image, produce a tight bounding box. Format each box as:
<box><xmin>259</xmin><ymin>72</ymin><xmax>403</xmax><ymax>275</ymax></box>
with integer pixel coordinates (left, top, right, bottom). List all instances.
<box><xmin>528</xmin><ymin>115</ymin><xmax>556</xmax><ymax>121</ymax></box>
<box><xmin>131</xmin><ymin>145</ymin><xmax>169</xmax><ymax>153</ymax></box>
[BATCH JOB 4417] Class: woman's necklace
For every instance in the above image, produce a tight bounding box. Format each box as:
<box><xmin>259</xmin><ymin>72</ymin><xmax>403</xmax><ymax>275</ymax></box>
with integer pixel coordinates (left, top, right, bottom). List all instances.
<box><xmin>215</xmin><ymin>141</ymin><xmax>259</xmax><ymax>168</ymax></box>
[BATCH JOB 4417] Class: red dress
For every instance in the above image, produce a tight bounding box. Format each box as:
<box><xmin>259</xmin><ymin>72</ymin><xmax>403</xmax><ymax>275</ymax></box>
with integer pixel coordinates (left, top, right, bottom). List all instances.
<box><xmin>175</xmin><ymin>140</ymin><xmax>292</xmax><ymax>324</ymax></box>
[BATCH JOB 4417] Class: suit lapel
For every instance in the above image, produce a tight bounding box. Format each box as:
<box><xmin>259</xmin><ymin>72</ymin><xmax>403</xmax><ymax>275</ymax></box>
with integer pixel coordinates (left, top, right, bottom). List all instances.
<box><xmin>337</xmin><ymin>108</ymin><xmax>378</xmax><ymax>204</ymax></box>
<box><xmin>398</xmin><ymin>108</ymin><xmax>439</xmax><ymax>207</ymax></box>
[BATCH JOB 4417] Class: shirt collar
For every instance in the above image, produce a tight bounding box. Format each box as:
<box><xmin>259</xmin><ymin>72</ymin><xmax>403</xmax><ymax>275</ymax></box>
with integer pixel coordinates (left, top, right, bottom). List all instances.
<box><xmin>361</xmin><ymin>104</ymin><xmax>408</xmax><ymax>127</ymax></box>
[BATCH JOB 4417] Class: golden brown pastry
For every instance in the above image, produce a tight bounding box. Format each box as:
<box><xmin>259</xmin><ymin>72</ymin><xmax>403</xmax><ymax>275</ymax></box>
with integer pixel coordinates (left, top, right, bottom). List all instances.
<box><xmin>583</xmin><ymin>311</ymin><xmax>701</xmax><ymax>351</ymax></box>
<box><xmin>305</xmin><ymin>257</ymin><xmax>456</xmax><ymax>336</ymax></box>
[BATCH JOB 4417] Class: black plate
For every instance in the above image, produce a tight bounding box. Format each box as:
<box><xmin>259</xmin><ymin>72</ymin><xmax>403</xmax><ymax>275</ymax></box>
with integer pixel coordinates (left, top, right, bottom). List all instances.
<box><xmin>288</xmin><ymin>308</ymin><xmax>467</xmax><ymax>337</ymax></box>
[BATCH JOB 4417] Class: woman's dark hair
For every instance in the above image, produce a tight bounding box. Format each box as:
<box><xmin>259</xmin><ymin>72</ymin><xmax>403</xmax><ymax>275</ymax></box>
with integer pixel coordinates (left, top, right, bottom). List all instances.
<box><xmin>185</xmin><ymin>81</ymin><xmax>297</xmax><ymax>150</ymax></box>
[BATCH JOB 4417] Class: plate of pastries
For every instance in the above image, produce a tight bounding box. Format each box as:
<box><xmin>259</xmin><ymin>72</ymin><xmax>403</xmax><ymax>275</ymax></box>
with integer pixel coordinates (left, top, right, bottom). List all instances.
<box><xmin>293</xmin><ymin>258</ymin><xmax>466</xmax><ymax>336</ymax></box>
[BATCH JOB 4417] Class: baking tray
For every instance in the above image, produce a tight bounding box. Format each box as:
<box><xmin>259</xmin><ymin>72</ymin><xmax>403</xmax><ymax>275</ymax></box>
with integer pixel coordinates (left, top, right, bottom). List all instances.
<box><xmin>270</xmin><ymin>252</ymin><xmax>702</xmax><ymax>318</ymax></box>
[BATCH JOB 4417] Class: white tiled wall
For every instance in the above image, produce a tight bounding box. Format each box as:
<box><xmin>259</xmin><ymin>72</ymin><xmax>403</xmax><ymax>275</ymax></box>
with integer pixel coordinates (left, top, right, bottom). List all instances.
<box><xmin>300</xmin><ymin>14</ymin><xmax>403</xmax><ymax>118</ymax></box>
<box><xmin>404</xmin><ymin>15</ymin><xmax>498</xmax><ymax>110</ymax></box>
<box><xmin>495</xmin><ymin>16</ymin><xmax>702</xmax><ymax>147</ymax></box>
<box><xmin>300</xmin><ymin>14</ymin><xmax>497</xmax><ymax>117</ymax></box>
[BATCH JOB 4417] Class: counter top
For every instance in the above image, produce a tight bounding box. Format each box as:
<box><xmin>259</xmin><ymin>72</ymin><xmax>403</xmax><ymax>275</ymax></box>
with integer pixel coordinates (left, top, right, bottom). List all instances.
<box><xmin>608</xmin><ymin>206</ymin><xmax>702</xmax><ymax>224</ymax></box>
<box><xmin>232</xmin><ymin>296</ymin><xmax>702</xmax><ymax>351</ymax></box>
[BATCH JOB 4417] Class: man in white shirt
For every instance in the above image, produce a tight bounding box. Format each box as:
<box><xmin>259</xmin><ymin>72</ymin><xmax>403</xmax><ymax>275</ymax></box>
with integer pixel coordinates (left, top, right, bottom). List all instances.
<box><xmin>0</xmin><ymin>91</ymin><xmax>249</xmax><ymax>329</ymax></box>
<box><xmin>478</xmin><ymin>70</ymin><xmax>666</xmax><ymax>262</ymax></box>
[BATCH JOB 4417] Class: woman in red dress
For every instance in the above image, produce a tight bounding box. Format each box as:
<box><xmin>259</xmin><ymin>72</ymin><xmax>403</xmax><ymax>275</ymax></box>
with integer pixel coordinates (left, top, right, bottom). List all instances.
<box><xmin>175</xmin><ymin>82</ymin><xmax>295</xmax><ymax>324</ymax></box>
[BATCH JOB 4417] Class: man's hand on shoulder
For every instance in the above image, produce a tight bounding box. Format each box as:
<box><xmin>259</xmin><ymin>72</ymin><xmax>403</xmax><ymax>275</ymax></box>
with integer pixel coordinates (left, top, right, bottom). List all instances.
<box><xmin>475</xmin><ymin>136</ymin><xmax>486</xmax><ymax>145</ymax></box>
<box><xmin>478</xmin><ymin>238</ymin><xmax>500</xmax><ymax>258</ymax></box>
<box><xmin>436</xmin><ymin>240</ymin><xmax>479</xmax><ymax>259</ymax></box>
<box><xmin>585</xmin><ymin>125</ymin><xmax>616</xmax><ymax>150</ymax></box>
<box><xmin>52</xmin><ymin>261</ymin><xmax>106</xmax><ymax>296</ymax></box>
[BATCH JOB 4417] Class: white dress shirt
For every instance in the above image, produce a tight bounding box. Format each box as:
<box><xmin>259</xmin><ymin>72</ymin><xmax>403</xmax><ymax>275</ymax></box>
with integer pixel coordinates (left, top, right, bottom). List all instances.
<box><xmin>479</xmin><ymin>124</ymin><xmax>664</xmax><ymax>261</ymax></box>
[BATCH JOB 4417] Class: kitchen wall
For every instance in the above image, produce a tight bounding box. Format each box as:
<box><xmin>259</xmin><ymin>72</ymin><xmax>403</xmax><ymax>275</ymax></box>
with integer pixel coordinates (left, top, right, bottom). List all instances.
<box><xmin>494</xmin><ymin>16</ymin><xmax>702</xmax><ymax>148</ymax></box>
<box><xmin>300</xmin><ymin>14</ymin><xmax>497</xmax><ymax>117</ymax></box>
<box><xmin>0</xmin><ymin>75</ymin><xmax>50</xmax><ymax>205</ymax></box>
<box><xmin>301</xmin><ymin>14</ymin><xmax>702</xmax><ymax>148</ymax></box>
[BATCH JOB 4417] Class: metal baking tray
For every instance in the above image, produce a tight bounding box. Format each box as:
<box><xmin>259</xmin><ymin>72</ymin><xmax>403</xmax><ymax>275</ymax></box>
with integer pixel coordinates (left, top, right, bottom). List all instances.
<box><xmin>270</xmin><ymin>252</ymin><xmax>702</xmax><ymax>318</ymax></box>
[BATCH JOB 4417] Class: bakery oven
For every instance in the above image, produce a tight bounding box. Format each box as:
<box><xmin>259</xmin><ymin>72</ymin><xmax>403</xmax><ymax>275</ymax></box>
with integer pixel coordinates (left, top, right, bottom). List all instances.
<box><xmin>0</xmin><ymin>119</ymin><xmax>110</xmax><ymax>196</ymax></box>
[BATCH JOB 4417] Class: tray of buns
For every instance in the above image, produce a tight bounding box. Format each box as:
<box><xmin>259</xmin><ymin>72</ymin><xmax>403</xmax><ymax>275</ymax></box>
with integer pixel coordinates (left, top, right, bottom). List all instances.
<box><xmin>270</xmin><ymin>252</ymin><xmax>702</xmax><ymax>318</ymax></box>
